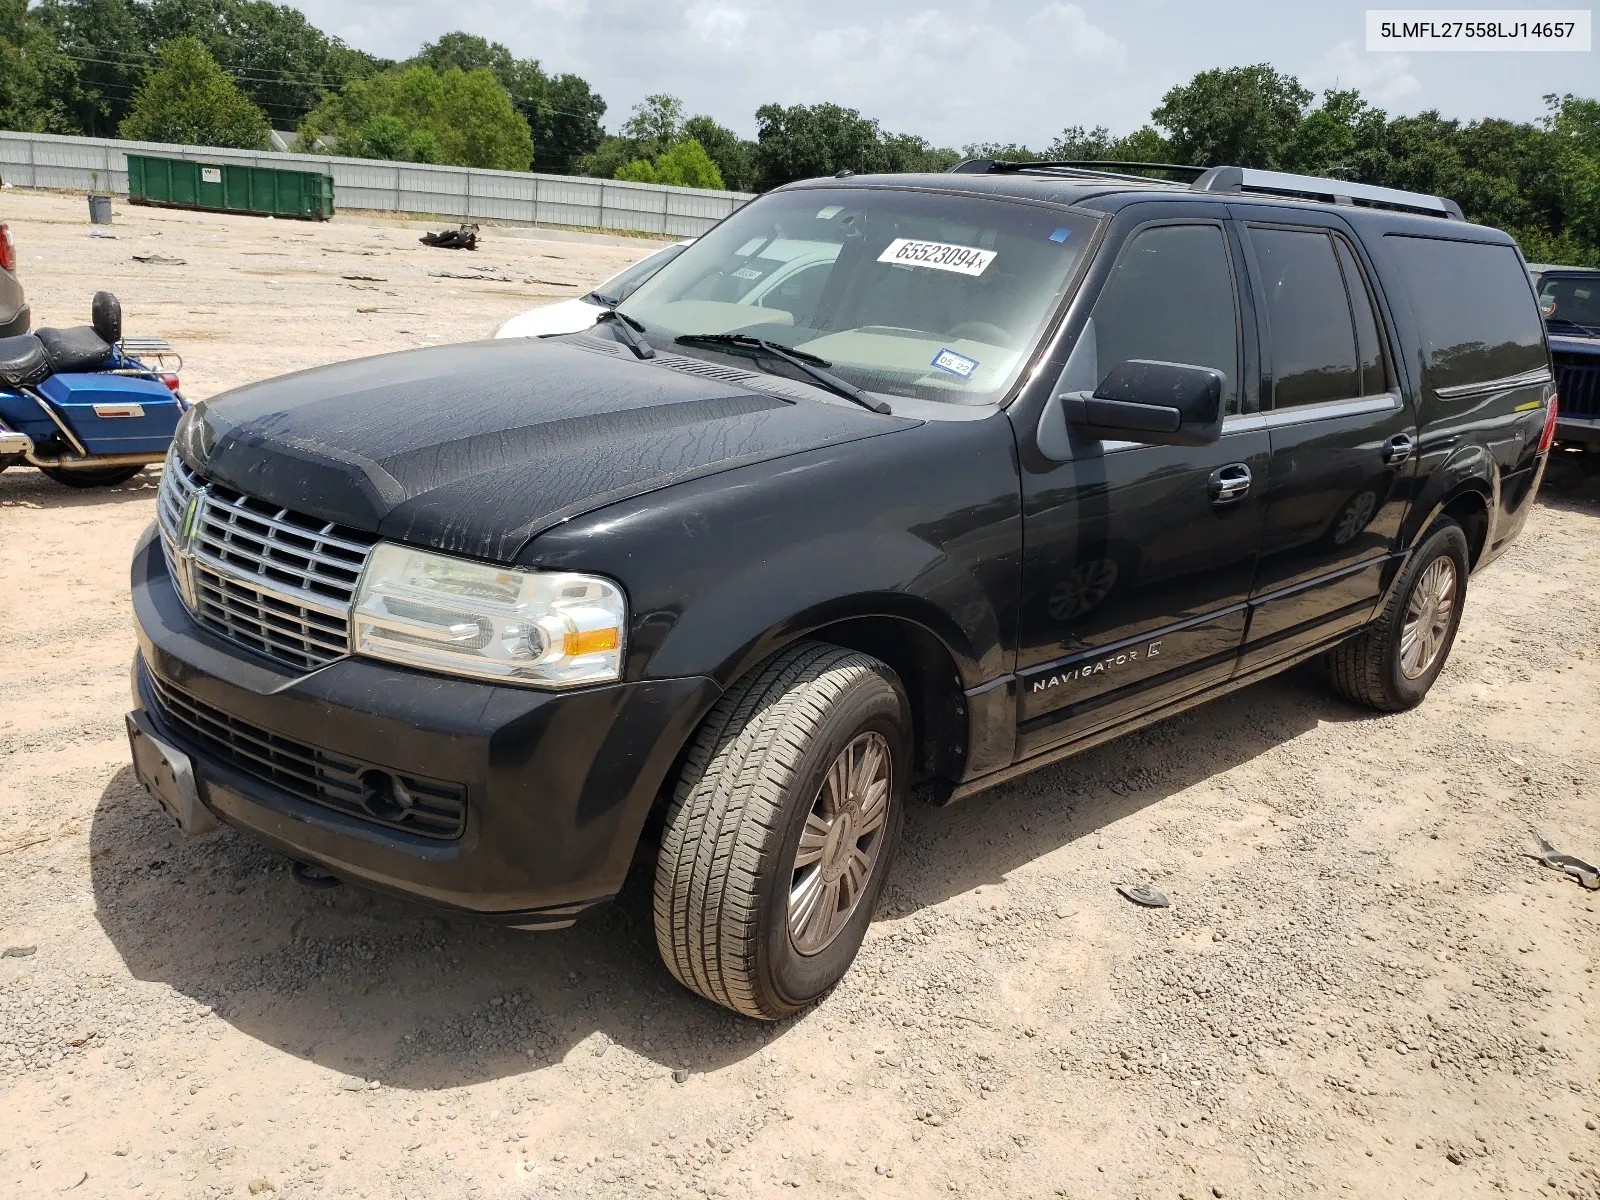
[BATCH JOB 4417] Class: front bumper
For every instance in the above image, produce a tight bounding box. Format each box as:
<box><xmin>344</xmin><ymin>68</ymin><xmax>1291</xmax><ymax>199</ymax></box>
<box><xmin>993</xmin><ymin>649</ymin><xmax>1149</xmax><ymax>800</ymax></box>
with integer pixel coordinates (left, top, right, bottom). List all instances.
<box><xmin>129</xmin><ymin>523</ymin><xmax>719</xmax><ymax>927</ymax></box>
<box><xmin>1556</xmin><ymin>415</ymin><xmax>1600</xmax><ymax>448</ymax></box>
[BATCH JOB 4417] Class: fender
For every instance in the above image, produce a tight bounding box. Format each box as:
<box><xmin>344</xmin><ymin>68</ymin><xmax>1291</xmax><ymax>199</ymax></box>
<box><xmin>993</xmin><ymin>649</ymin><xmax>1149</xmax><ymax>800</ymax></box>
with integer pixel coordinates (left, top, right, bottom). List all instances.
<box><xmin>523</xmin><ymin>412</ymin><xmax>1025</xmax><ymax>774</ymax></box>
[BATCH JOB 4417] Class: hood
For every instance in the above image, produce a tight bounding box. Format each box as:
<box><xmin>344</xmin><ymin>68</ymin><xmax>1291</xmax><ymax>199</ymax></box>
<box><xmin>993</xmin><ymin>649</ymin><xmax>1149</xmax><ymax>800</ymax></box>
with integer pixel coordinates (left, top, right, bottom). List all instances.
<box><xmin>186</xmin><ymin>336</ymin><xmax>913</xmax><ymax>561</ymax></box>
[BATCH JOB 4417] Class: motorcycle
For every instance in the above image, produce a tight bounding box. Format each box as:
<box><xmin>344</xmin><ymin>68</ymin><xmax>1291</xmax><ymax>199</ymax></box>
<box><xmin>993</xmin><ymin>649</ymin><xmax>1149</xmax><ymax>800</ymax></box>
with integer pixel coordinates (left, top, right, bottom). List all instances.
<box><xmin>0</xmin><ymin>292</ymin><xmax>186</xmax><ymax>488</ymax></box>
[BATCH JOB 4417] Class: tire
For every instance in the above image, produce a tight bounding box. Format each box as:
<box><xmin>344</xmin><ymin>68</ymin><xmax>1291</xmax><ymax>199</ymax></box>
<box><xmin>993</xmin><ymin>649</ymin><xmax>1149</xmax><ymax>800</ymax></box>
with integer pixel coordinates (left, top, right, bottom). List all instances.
<box><xmin>1324</xmin><ymin>519</ymin><xmax>1470</xmax><ymax>712</ymax></box>
<box><xmin>653</xmin><ymin>641</ymin><xmax>910</xmax><ymax>1020</ymax></box>
<box><xmin>40</xmin><ymin>464</ymin><xmax>145</xmax><ymax>488</ymax></box>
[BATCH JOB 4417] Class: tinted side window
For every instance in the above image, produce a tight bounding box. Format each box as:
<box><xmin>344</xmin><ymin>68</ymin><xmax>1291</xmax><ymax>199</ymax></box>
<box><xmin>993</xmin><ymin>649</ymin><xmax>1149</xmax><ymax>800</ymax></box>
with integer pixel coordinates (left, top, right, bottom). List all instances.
<box><xmin>1383</xmin><ymin>236</ymin><xmax>1546</xmax><ymax>392</ymax></box>
<box><xmin>1091</xmin><ymin>223</ymin><xmax>1239</xmax><ymax>413</ymax></box>
<box><xmin>1334</xmin><ymin>237</ymin><xmax>1387</xmax><ymax>396</ymax></box>
<box><xmin>1252</xmin><ymin>228</ymin><xmax>1359</xmax><ymax>407</ymax></box>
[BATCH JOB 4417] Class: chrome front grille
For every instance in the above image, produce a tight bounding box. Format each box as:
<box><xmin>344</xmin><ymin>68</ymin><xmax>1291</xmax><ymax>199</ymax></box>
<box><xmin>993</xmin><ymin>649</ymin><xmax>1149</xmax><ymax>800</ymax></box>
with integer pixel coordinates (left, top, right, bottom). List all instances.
<box><xmin>157</xmin><ymin>456</ymin><xmax>378</xmax><ymax>671</ymax></box>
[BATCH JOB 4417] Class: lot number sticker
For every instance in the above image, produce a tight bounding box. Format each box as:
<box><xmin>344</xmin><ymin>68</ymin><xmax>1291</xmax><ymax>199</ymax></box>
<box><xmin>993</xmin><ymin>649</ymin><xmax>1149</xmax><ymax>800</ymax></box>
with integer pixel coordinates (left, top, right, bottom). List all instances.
<box><xmin>878</xmin><ymin>238</ymin><xmax>996</xmax><ymax>277</ymax></box>
<box><xmin>931</xmin><ymin>348</ymin><xmax>980</xmax><ymax>378</ymax></box>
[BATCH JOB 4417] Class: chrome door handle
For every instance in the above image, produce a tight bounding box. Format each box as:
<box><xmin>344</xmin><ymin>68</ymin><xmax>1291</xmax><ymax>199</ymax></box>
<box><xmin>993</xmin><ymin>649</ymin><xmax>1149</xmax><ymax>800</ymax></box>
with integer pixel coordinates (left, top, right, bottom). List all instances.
<box><xmin>1383</xmin><ymin>433</ymin><xmax>1415</xmax><ymax>465</ymax></box>
<box><xmin>1208</xmin><ymin>463</ymin><xmax>1252</xmax><ymax>505</ymax></box>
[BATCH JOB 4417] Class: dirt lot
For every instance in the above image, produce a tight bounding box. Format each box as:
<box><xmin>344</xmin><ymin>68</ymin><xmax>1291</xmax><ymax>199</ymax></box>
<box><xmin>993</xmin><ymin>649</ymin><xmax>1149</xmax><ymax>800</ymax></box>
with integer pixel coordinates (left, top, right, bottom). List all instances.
<box><xmin>2</xmin><ymin>188</ymin><xmax>1598</xmax><ymax>1200</ymax></box>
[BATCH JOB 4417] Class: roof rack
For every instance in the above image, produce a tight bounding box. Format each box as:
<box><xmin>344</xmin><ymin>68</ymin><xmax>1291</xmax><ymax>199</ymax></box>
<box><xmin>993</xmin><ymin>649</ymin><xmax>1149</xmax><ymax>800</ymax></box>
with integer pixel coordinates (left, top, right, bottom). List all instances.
<box><xmin>947</xmin><ymin>157</ymin><xmax>1463</xmax><ymax>220</ymax></box>
<box><xmin>948</xmin><ymin>158</ymin><xmax>1200</xmax><ymax>185</ymax></box>
<box><xmin>1190</xmin><ymin>166</ymin><xmax>1463</xmax><ymax>220</ymax></box>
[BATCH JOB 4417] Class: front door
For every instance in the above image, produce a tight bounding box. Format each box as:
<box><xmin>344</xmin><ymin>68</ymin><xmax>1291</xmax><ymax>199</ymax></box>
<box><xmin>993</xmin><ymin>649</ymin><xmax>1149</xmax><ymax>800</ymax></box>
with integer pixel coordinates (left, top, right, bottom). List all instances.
<box><xmin>1015</xmin><ymin>214</ymin><xmax>1269</xmax><ymax>760</ymax></box>
<box><xmin>1233</xmin><ymin>216</ymin><xmax>1419</xmax><ymax>673</ymax></box>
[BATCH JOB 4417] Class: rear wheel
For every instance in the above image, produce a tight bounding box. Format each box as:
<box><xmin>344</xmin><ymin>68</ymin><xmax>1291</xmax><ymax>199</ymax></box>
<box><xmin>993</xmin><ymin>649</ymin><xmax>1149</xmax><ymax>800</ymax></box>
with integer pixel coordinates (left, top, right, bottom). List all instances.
<box><xmin>40</xmin><ymin>464</ymin><xmax>145</xmax><ymax>488</ymax></box>
<box><xmin>653</xmin><ymin>641</ymin><xmax>910</xmax><ymax>1019</ymax></box>
<box><xmin>1323</xmin><ymin>519</ymin><xmax>1470</xmax><ymax>711</ymax></box>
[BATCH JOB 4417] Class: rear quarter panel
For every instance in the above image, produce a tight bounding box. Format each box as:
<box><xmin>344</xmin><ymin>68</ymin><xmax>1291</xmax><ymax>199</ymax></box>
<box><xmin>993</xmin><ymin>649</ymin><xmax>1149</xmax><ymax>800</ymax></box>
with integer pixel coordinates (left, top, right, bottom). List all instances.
<box><xmin>1356</xmin><ymin>218</ymin><xmax>1553</xmax><ymax>562</ymax></box>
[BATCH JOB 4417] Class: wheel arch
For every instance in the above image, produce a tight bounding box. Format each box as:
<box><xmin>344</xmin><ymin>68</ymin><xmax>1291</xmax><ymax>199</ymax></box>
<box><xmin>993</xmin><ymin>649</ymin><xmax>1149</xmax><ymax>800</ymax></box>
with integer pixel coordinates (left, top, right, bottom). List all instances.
<box><xmin>1410</xmin><ymin>479</ymin><xmax>1493</xmax><ymax>570</ymax></box>
<box><xmin>646</xmin><ymin>604</ymin><xmax>975</xmax><ymax>834</ymax></box>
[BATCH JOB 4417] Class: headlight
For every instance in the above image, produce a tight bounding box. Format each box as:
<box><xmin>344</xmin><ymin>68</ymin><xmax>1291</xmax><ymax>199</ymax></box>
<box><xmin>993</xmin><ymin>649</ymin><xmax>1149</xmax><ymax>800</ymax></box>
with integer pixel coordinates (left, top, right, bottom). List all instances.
<box><xmin>351</xmin><ymin>543</ymin><xmax>626</xmax><ymax>688</ymax></box>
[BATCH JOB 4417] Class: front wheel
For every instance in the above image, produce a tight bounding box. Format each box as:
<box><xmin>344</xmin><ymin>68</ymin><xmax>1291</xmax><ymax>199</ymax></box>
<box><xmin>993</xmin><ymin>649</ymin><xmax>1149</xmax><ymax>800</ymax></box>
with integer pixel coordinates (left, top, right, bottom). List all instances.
<box><xmin>1323</xmin><ymin>518</ymin><xmax>1470</xmax><ymax>711</ymax></box>
<box><xmin>653</xmin><ymin>641</ymin><xmax>910</xmax><ymax>1019</ymax></box>
<box><xmin>40</xmin><ymin>464</ymin><xmax>145</xmax><ymax>488</ymax></box>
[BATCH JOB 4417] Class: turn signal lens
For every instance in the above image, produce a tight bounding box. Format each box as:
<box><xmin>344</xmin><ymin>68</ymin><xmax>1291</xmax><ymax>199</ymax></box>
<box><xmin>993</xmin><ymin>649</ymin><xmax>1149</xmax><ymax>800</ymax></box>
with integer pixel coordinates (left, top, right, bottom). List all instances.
<box><xmin>1539</xmin><ymin>395</ymin><xmax>1559</xmax><ymax>454</ymax></box>
<box><xmin>564</xmin><ymin>627</ymin><xmax>620</xmax><ymax>657</ymax></box>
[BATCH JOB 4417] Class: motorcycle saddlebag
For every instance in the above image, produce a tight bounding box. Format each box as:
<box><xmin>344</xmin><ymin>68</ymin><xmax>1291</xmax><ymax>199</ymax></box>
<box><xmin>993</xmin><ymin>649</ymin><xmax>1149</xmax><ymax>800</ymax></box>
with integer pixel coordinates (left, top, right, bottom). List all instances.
<box><xmin>34</xmin><ymin>373</ymin><xmax>183</xmax><ymax>455</ymax></box>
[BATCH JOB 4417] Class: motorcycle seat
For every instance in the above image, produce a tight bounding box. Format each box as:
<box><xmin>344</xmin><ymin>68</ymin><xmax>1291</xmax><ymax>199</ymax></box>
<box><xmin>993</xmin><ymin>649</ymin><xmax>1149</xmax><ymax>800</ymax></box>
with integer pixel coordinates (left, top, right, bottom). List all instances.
<box><xmin>0</xmin><ymin>333</ymin><xmax>51</xmax><ymax>388</ymax></box>
<box><xmin>35</xmin><ymin>325</ymin><xmax>114</xmax><ymax>374</ymax></box>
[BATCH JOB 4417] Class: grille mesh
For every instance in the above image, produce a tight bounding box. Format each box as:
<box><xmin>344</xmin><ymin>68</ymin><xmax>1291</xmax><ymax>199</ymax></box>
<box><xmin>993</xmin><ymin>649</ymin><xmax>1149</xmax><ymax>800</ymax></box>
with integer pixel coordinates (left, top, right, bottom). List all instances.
<box><xmin>158</xmin><ymin>458</ymin><xmax>377</xmax><ymax>670</ymax></box>
<box><xmin>1554</xmin><ymin>354</ymin><xmax>1598</xmax><ymax>421</ymax></box>
<box><xmin>145</xmin><ymin>668</ymin><xmax>467</xmax><ymax>840</ymax></box>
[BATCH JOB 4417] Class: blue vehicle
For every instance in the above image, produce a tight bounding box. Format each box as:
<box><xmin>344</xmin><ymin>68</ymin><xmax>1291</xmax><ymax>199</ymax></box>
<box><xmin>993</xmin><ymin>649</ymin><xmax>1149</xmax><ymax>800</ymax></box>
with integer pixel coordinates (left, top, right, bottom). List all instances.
<box><xmin>0</xmin><ymin>292</ymin><xmax>185</xmax><ymax>487</ymax></box>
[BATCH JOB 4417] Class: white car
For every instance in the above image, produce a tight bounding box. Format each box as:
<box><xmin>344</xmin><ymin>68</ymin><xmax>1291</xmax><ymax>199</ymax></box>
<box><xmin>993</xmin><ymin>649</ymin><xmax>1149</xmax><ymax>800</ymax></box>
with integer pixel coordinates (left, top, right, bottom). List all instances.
<box><xmin>494</xmin><ymin>240</ymin><xmax>694</xmax><ymax>338</ymax></box>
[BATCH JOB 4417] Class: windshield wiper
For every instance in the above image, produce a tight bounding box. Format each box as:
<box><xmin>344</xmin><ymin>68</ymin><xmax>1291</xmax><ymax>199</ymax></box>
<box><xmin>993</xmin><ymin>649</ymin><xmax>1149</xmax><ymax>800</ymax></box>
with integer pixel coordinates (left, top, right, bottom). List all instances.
<box><xmin>1546</xmin><ymin>316</ymin><xmax>1600</xmax><ymax>337</ymax></box>
<box><xmin>595</xmin><ymin>309</ymin><xmax>655</xmax><ymax>359</ymax></box>
<box><xmin>674</xmin><ymin>333</ymin><xmax>890</xmax><ymax>414</ymax></box>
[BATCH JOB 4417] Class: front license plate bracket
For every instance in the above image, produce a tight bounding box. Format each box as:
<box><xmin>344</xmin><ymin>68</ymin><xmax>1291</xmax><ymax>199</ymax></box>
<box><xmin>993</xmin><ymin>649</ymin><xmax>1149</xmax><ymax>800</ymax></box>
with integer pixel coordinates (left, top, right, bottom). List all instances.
<box><xmin>126</xmin><ymin>709</ymin><xmax>217</xmax><ymax>836</ymax></box>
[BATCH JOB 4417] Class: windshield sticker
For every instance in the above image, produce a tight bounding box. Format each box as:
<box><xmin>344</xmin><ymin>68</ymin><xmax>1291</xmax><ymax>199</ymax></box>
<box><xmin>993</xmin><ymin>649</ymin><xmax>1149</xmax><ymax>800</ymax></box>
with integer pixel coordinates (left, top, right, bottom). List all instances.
<box><xmin>931</xmin><ymin>348</ymin><xmax>980</xmax><ymax>379</ymax></box>
<box><xmin>877</xmin><ymin>238</ymin><xmax>996</xmax><ymax>277</ymax></box>
<box><xmin>1048</xmin><ymin>227</ymin><xmax>1072</xmax><ymax>243</ymax></box>
<box><xmin>816</xmin><ymin>205</ymin><xmax>844</xmax><ymax>219</ymax></box>
<box><xmin>730</xmin><ymin>266</ymin><xmax>766</xmax><ymax>281</ymax></box>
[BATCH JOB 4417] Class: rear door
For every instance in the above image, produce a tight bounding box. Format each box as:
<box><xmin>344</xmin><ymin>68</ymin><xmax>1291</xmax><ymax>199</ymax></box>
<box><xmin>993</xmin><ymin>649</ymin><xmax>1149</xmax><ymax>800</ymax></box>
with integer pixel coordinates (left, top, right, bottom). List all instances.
<box><xmin>1235</xmin><ymin>214</ymin><xmax>1418</xmax><ymax>673</ymax></box>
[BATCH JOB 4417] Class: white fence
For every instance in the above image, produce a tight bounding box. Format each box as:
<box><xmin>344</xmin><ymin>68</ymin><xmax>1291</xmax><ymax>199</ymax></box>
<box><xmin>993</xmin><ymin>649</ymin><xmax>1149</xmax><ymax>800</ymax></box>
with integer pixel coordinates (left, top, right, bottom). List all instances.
<box><xmin>0</xmin><ymin>131</ymin><xmax>754</xmax><ymax>237</ymax></box>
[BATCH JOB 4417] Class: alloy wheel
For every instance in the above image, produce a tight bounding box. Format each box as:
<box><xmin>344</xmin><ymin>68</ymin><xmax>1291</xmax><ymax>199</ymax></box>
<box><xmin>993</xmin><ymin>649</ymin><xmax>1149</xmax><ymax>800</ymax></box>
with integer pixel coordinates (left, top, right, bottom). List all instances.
<box><xmin>788</xmin><ymin>731</ymin><xmax>892</xmax><ymax>955</ymax></box>
<box><xmin>1400</xmin><ymin>556</ymin><xmax>1457</xmax><ymax>679</ymax></box>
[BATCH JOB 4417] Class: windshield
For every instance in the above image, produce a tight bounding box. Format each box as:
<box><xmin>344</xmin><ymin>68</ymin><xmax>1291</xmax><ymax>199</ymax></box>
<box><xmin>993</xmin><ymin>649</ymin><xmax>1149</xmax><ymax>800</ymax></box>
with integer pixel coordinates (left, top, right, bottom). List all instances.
<box><xmin>590</xmin><ymin>243</ymin><xmax>691</xmax><ymax>306</ymax></box>
<box><xmin>1538</xmin><ymin>274</ymin><xmax>1600</xmax><ymax>333</ymax></box>
<box><xmin>618</xmin><ymin>187</ymin><xmax>1098</xmax><ymax>404</ymax></box>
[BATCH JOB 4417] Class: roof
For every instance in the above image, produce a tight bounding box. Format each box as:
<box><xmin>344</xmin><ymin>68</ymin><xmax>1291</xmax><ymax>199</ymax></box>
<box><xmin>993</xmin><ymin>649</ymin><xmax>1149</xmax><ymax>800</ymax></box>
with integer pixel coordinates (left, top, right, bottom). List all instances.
<box><xmin>778</xmin><ymin>166</ymin><xmax>1512</xmax><ymax>244</ymax></box>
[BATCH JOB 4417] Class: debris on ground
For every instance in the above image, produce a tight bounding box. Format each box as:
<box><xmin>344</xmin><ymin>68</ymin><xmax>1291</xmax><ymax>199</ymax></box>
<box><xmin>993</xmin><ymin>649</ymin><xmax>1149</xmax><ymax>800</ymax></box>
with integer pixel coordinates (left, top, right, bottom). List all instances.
<box><xmin>131</xmin><ymin>253</ymin><xmax>185</xmax><ymax>265</ymax></box>
<box><xmin>427</xmin><ymin>270</ymin><xmax>513</xmax><ymax>282</ymax></box>
<box><xmin>1527</xmin><ymin>833</ymin><xmax>1600</xmax><ymax>889</ymax></box>
<box><xmin>1116</xmin><ymin>883</ymin><xmax>1170</xmax><ymax>908</ymax></box>
<box><xmin>2</xmin><ymin>944</ymin><xmax>37</xmax><ymax>957</ymax></box>
<box><xmin>419</xmin><ymin>224</ymin><xmax>478</xmax><ymax>251</ymax></box>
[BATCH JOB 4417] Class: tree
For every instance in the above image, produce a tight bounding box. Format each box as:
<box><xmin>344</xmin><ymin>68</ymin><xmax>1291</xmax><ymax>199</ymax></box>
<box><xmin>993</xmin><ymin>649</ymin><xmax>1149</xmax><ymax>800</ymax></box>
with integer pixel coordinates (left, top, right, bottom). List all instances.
<box><xmin>681</xmin><ymin>115</ymin><xmax>754</xmax><ymax>190</ymax></box>
<box><xmin>534</xmin><ymin>73</ymin><xmax>606</xmax><ymax>174</ymax></box>
<box><xmin>621</xmin><ymin>93</ymin><xmax>684</xmax><ymax>156</ymax></box>
<box><xmin>1046</xmin><ymin>124</ymin><xmax>1117</xmax><ymax>160</ymax></box>
<box><xmin>138</xmin><ymin>0</ymin><xmax>388</xmax><ymax>129</ymax></box>
<box><xmin>118</xmin><ymin>35</ymin><xmax>270</xmax><ymax>148</ymax></box>
<box><xmin>0</xmin><ymin>0</ymin><xmax>76</xmax><ymax>133</ymax></box>
<box><xmin>36</xmin><ymin>0</ymin><xmax>145</xmax><ymax>136</ymax></box>
<box><xmin>615</xmin><ymin>137</ymin><xmax>724</xmax><ymax>189</ymax></box>
<box><xmin>1283</xmin><ymin>89</ymin><xmax>1388</xmax><ymax>177</ymax></box>
<box><xmin>751</xmin><ymin>102</ymin><xmax>891</xmax><ymax>188</ymax></box>
<box><xmin>1152</xmin><ymin>64</ymin><xmax>1312</xmax><ymax>168</ymax></box>
<box><xmin>299</xmin><ymin>64</ymin><xmax>534</xmax><ymax>170</ymax></box>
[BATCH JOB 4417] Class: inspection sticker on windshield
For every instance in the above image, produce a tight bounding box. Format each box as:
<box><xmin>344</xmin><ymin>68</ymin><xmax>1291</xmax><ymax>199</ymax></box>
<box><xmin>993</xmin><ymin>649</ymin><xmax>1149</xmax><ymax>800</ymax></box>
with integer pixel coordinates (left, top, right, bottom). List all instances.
<box><xmin>878</xmin><ymin>238</ymin><xmax>996</xmax><ymax>277</ymax></box>
<box><xmin>931</xmin><ymin>348</ymin><xmax>980</xmax><ymax>378</ymax></box>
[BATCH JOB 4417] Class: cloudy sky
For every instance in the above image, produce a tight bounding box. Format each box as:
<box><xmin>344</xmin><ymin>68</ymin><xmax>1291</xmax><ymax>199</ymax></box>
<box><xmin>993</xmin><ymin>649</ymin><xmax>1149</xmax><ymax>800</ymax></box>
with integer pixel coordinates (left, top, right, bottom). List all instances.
<box><xmin>292</xmin><ymin>0</ymin><xmax>1597</xmax><ymax>147</ymax></box>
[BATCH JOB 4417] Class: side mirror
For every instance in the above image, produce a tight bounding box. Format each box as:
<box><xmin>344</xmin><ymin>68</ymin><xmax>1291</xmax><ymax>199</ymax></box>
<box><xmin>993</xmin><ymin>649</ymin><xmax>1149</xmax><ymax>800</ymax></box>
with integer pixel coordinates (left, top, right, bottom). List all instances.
<box><xmin>1061</xmin><ymin>359</ymin><xmax>1225</xmax><ymax>447</ymax></box>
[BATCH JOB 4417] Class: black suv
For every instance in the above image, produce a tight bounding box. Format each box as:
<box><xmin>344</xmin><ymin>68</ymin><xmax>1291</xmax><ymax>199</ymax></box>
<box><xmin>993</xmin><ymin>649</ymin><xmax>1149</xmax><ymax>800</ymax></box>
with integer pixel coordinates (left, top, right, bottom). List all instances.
<box><xmin>1530</xmin><ymin>263</ymin><xmax>1600</xmax><ymax>448</ymax></box>
<box><xmin>127</xmin><ymin>162</ymin><xmax>1555</xmax><ymax>1019</ymax></box>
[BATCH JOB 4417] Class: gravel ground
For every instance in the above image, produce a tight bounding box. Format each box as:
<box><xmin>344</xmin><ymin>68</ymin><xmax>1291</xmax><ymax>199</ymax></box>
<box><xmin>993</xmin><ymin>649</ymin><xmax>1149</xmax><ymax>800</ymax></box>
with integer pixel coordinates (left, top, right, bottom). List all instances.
<box><xmin>2</xmin><ymin>189</ymin><xmax>1598</xmax><ymax>1200</ymax></box>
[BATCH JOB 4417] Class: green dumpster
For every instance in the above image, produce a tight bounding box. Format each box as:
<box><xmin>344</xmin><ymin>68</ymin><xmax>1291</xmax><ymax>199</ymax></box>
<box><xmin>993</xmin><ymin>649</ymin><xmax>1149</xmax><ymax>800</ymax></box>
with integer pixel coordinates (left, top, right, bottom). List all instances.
<box><xmin>126</xmin><ymin>154</ymin><xmax>334</xmax><ymax>221</ymax></box>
